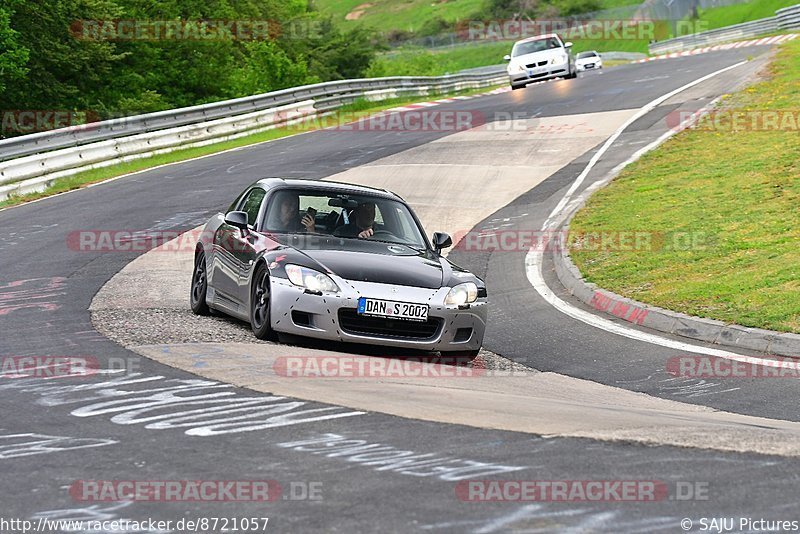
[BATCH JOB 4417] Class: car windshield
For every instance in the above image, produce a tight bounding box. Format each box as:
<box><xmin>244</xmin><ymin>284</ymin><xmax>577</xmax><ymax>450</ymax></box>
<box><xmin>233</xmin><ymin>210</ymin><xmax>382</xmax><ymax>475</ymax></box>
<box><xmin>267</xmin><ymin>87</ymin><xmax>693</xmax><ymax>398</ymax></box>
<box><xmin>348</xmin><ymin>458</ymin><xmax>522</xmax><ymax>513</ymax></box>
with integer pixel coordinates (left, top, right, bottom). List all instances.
<box><xmin>263</xmin><ymin>189</ymin><xmax>427</xmax><ymax>249</ymax></box>
<box><xmin>577</xmin><ymin>51</ymin><xmax>598</xmax><ymax>59</ymax></box>
<box><xmin>512</xmin><ymin>37</ymin><xmax>561</xmax><ymax>57</ymax></box>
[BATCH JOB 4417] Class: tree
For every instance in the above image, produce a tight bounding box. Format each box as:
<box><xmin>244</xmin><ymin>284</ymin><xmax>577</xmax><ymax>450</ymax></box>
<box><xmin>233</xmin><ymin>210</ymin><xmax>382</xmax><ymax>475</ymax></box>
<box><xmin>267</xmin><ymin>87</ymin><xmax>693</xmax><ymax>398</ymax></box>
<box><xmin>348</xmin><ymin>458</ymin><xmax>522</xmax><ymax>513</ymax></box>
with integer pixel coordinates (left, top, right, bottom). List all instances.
<box><xmin>0</xmin><ymin>0</ymin><xmax>29</xmax><ymax>97</ymax></box>
<box><xmin>1</xmin><ymin>0</ymin><xmax>124</xmax><ymax>111</ymax></box>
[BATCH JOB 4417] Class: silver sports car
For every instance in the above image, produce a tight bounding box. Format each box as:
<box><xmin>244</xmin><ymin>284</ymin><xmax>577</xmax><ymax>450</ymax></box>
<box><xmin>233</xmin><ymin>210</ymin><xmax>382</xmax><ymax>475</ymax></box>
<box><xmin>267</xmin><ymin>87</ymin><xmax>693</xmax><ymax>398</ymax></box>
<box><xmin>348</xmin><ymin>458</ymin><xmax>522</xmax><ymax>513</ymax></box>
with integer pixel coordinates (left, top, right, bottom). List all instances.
<box><xmin>191</xmin><ymin>179</ymin><xmax>487</xmax><ymax>358</ymax></box>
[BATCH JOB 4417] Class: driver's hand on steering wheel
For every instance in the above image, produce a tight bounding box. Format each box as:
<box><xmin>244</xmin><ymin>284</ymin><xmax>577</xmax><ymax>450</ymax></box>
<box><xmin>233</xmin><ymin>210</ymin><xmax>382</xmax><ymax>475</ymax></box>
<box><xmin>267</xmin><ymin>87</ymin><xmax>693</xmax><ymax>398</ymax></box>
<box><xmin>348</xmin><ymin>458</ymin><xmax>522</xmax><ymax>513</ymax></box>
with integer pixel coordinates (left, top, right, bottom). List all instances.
<box><xmin>358</xmin><ymin>227</ymin><xmax>374</xmax><ymax>239</ymax></box>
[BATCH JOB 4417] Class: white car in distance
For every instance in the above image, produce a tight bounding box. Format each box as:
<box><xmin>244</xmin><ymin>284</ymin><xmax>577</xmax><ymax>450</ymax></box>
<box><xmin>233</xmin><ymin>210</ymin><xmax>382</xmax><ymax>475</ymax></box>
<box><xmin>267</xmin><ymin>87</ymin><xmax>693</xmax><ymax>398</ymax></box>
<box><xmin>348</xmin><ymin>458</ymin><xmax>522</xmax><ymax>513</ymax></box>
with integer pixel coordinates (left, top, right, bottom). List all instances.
<box><xmin>576</xmin><ymin>50</ymin><xmax>603</xmax><ymax>71</ymax></box>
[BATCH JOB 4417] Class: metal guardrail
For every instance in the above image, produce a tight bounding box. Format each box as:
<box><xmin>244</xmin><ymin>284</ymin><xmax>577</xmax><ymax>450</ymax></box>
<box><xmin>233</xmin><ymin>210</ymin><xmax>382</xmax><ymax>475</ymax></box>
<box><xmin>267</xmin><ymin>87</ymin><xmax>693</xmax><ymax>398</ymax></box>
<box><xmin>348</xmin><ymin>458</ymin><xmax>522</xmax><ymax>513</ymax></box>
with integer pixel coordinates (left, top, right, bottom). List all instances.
<box><xmin>0</xmin><ymin>68</ymin><xmax>506</xmax><ymax>164</ymax></box>
<box><xmin>0</xmin><ymin>68</ymin><xmax>507</xmax><ymax>200</ymax></box>
<box><xmin>648</xmin><ymin>3</ymin><xmax>800</xmax><ymax>55</ymax></box>
<box><xmin>777</xmin><ymin>4</ymin><xmax>800</xmax><ymax>30</ymax></box>
<box><xmin>649</xmin><ymin>16</ymin><xmax>779</xmax><ymax>54</ymax></box>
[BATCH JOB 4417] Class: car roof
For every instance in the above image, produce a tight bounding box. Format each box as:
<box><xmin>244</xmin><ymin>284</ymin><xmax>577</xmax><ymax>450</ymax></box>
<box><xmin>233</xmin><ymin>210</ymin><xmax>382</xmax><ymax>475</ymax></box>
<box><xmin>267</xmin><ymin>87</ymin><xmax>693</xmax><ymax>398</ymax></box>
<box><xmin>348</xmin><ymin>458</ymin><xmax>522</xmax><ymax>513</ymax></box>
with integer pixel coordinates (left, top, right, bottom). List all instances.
<box><xmin>253</xmin><ymin>177</ymin><xmax>403</xmax><ymax>201</ymax></box>
<box><xmin>514</xmin><ymin>34</ymin><xmax>560</xmax><ymax>45</ymax></box>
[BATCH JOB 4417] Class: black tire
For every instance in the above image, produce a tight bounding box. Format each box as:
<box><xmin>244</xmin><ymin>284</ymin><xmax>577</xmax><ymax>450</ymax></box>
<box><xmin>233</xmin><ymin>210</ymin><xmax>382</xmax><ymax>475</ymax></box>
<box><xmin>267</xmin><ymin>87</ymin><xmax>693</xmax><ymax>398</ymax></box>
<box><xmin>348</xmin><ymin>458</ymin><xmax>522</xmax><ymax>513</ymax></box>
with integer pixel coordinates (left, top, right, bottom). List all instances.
<box><xmin>567</xmin><ymin>68</ymin><xmax>578</xmax><ymax>79</ymax></box>
<box><xmin>511</xmin><ymin>83</ymin><xmax>525</xmax><ymax>90</ymax></box>
<box><xmin>250</xmin><ymin>263</ymin><xmax>278</xmax><ymax>341</ymax></box>
<box><xmin>190</xmin><ymin>250</ymin><xmax>211</xmax><ymax>315</ymax></box>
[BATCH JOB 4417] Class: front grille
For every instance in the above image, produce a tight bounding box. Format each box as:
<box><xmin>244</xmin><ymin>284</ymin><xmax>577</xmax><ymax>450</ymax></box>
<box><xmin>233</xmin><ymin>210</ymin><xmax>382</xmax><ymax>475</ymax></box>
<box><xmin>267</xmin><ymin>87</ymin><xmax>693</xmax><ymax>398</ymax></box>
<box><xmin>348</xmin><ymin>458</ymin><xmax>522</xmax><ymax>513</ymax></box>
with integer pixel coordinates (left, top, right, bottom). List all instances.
<box><xmin>526</xmin><ymin>60</ymin><xmax>548</xmax><ymax>68</ymax></box>
<box><xmin>338</xmin><ymin>309</ymin><xmax>442</xmax><ymax>341</ymax></box>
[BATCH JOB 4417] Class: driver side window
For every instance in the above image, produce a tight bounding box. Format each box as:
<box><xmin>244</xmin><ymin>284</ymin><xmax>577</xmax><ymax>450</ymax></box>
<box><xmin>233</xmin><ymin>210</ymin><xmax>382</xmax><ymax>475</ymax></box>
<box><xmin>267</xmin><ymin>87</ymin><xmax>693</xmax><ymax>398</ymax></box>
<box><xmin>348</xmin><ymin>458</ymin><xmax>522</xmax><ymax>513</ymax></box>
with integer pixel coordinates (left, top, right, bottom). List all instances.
<box><xmin>239</xmin><ymin>188</ymin><xmax>266</xmax><ymax>227</ymax></box>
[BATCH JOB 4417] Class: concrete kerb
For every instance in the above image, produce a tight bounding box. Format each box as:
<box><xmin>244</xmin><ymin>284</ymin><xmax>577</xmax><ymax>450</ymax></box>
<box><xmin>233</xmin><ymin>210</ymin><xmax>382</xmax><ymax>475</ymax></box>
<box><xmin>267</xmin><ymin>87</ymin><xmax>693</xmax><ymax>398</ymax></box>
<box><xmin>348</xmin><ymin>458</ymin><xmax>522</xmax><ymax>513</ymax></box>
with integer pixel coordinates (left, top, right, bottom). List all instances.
<box><xmin>551</xmin><ymin>191</ymin><xmax>800</xmax><ymax>359</ymax></box>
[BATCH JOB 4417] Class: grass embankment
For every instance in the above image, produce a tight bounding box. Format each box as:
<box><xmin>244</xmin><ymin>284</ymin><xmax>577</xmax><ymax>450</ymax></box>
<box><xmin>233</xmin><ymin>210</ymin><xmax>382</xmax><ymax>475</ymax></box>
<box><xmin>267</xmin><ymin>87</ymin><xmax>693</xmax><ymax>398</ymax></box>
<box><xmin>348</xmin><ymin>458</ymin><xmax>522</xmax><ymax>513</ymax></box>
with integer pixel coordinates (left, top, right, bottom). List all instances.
<box><xmin>318</xmin><ymin>0</ymin><xmax>648</xmax><ymax>77</ymax></box>
<box><xmin>568</xmin><ymin>39</ymin><xmax>800</xmax><ymax>333</ymax></box>
<box><xmin>316</xmin><ymin>0</ymin><xmax>484</xmax><ymax>33</ymax></box>
<box><xmin>317</xmin><ymin>0</ymin><xmax>640</xmax><ymax>33</ymax></box>
<box><xmin>691</xmin><ymin>0</ymin><xmax>799</xmax><ymax>32</ymax></box>
<box><xmin>344</xmin><ymin>0</ymin><xmax>797</xmax><ymax>76</ymax></box>
<box><xmin>0</xmin><ymin>84</ymin><xmax>502</xmax><ymax>209</ymax></box>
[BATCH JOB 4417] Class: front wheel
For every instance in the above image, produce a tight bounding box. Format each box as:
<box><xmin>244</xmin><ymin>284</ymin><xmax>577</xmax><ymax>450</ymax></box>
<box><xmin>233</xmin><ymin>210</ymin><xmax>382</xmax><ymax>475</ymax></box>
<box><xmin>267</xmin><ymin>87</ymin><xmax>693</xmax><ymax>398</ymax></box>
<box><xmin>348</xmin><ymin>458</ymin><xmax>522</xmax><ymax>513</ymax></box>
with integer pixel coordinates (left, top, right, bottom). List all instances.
<box><xmin>250</xmin><ymin>264</ymin><xmax>278</xmax><ymax>341</ymax></box>
<box><xmin>511</xmin><ymin>83</ymin><xmax>525</xmax><ymax>90</ymax></box>
<box><xmin>190</xmin><ymin>250</ymin><xmax>210</xmax><ymax>315</ymax></box>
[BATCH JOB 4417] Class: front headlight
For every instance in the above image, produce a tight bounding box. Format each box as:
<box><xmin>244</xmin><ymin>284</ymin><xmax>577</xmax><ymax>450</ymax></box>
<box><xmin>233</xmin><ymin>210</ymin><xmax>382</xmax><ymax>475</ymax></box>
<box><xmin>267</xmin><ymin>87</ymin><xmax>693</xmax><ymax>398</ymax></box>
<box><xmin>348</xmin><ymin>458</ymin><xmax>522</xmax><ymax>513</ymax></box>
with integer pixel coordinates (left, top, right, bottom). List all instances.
<box><xmin>445</xmin><ymin>282</ymin><xmax>478</xmax><ymax>305</ymax></box>
<box><xmin>551</xmin><ymin>55</ymin><xmax>567</xmax><ymax>65</ymax></box>
<box><xmin>508</xmin><ymin>62</ymin><xmax>525</xmax><ymax>73</ymax></box>
<box><xmin>285</xmin><ymin>264</ymin><xmax>339</xmax><ymax>293</ymax></box>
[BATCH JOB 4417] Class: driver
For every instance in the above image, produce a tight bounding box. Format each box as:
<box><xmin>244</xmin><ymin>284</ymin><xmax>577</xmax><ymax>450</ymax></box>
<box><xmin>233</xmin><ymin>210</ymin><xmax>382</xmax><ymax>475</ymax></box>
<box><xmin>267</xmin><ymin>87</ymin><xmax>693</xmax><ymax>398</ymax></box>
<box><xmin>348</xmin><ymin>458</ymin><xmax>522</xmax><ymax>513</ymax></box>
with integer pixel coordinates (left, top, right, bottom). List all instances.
<box><xmin>335</xmin><ymin>201</ymin><xmax>376</xmax><ymax>238</ymax></box>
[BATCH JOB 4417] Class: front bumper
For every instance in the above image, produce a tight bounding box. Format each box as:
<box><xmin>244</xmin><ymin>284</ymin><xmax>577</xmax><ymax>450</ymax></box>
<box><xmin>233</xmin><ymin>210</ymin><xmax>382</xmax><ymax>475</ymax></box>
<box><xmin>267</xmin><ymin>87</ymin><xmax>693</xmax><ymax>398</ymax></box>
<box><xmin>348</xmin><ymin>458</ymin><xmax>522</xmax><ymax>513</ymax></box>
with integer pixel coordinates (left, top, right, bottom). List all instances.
<box><xmin>509</xmin><ymin>60</ymin><xmax>570</xmax><ymax>85</ymax></box>
<box><xmin>270</xmin><ymin>277</ymin><xmax>487</xmax><ymax>353</ymax></box>
<box><xmin>577</xmin><ymin>62</ymin><xmax>601</xmax><ymax>71</ymax></box>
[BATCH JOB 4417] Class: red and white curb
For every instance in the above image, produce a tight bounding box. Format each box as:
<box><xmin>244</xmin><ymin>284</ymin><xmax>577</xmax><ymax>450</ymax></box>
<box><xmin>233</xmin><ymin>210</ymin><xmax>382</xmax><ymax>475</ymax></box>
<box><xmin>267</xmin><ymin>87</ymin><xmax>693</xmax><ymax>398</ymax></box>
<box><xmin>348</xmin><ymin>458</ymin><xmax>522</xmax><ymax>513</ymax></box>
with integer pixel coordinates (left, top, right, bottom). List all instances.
<box><xmin>639</xmin><ymin>33</ymin><xmax>798</xmax><ymax>63</ymax></box>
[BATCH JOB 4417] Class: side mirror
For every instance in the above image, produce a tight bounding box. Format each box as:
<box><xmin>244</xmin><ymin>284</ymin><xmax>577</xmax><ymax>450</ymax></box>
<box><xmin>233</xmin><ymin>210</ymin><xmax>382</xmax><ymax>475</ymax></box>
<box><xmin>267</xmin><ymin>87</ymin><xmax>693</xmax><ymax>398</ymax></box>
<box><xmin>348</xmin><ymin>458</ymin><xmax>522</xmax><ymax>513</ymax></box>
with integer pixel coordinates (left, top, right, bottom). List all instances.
<box><xmin>503</xmin><ymin>54</ymin><xmax>511</xmax><ymax>62</ymax></box>
<box><xmin>224</xmin><ymin>210</ymin><xmax>249</xmax><ymax>231</ymax></box>
<box><xmin>564</xmin><ymin>41</ymin><xmax>573</xmax><ymax>48</ymax></box>
<box><xmin>432</xmin><ymin>232</ymin><xmax>453</xmax><ymax>254</ymax></box>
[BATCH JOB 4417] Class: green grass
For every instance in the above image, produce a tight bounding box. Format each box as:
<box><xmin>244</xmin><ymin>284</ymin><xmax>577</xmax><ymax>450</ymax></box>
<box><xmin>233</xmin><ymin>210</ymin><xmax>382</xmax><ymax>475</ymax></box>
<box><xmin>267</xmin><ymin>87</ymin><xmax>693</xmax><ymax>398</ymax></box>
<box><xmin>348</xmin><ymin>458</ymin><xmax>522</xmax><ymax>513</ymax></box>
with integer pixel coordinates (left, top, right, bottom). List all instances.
<box><xmin>370</xmin><ymin>42</ymin><xmax>512</xmax><ymax>76</ymax></box>
<box><xmin>568</xmin><ymin>38</ymin><xmax>800</xmax><ymax>333</ymax></box>
<box><xmin>317</xmin><ymin>0</ymin><xmax>642</xmax><ymax>33</ymax></box>
<box><xmin>691</xmin><ymin>0</ymin><xmax>799</xmax><ymax>32</ymax></box>
<box><xmin>0</xmin><ymin>84</ymin><xmax>503</xmax><ymax>209</ymax></box>
<box><xmin>315</xmin><ymin>0</ymin><xmax>485</xmax><ymax>33</ymax></box>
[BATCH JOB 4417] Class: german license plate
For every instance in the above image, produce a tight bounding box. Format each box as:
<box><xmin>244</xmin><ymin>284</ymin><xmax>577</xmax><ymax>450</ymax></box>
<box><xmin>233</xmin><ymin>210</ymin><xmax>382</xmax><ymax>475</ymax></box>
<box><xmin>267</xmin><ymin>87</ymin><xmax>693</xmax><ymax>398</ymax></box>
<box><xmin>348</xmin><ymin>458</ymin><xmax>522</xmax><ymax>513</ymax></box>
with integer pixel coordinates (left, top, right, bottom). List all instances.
<box><xmin>357</xmin><ymin>297</ymin><xmax>428</xmax><ymax>322</ymax></box>
<box><xmin>528</xmin><ymin>67</ymin><xmax>546</xmax><ymax>76</ymax></box>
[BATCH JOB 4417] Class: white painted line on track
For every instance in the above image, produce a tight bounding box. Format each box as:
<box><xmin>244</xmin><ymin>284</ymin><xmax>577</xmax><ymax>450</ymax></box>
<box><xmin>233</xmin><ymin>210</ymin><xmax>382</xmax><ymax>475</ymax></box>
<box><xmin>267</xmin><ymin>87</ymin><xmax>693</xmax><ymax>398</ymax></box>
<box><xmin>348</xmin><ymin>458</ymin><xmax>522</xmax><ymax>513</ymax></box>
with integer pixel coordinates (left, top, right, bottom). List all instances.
<box><xmin>541</xmin><ymin>60</ymin><xmax>746</xmax><ymax>230</ymax></box>
<box><xmin>524</xmin><ymin>59</ymin><xmax>800</xmax><ymax>368</ymax></box>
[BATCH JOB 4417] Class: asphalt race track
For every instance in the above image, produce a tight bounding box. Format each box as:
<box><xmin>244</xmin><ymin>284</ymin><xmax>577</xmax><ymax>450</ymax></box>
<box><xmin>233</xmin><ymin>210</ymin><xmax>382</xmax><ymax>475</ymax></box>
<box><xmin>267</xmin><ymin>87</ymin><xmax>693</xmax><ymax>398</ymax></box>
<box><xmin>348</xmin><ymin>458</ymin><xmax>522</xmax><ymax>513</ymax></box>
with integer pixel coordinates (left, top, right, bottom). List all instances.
<box><xmin>2</xmin><ymin>45</ymin><xmax>799</xmax><ymax>532</ymax></box>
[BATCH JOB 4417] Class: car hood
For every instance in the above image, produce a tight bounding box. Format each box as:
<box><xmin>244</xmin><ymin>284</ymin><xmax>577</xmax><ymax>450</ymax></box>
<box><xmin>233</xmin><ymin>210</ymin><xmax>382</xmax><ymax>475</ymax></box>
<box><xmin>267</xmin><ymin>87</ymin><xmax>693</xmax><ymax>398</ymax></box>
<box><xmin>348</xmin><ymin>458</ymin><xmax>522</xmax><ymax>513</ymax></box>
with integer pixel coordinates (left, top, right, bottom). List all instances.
<box><xmin>512</xmin><ymin>48</ymin><xmax>566</xmax><ymax>65</ymax></box>
<box><xmin>302</xmin><ymin>249</ymin><xmax>444</xmax><ymax>289</ymax></box>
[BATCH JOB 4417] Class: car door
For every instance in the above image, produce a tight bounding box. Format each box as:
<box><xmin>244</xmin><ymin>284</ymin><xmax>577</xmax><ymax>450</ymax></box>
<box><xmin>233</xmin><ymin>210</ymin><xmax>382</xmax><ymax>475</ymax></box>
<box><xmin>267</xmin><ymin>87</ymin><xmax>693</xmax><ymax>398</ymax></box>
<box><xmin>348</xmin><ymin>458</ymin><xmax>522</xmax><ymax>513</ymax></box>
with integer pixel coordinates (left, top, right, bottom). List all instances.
<box><xmin>211</xmin><ymin>187</ymin><xmax>265</xmax><ymax>314</ymax></box>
